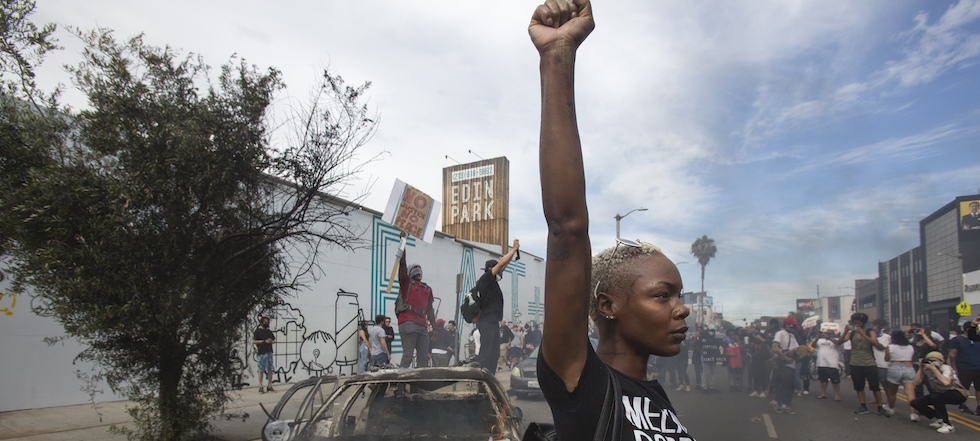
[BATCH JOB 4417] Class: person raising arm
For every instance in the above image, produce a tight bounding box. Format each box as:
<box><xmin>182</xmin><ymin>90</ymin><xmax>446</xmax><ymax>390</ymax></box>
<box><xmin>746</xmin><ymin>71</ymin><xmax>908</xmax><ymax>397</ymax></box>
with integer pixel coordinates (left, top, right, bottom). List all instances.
<box><xmin>531</xmin><ymin>2</ymin><xmax>694</xmax><ymax>440</ymax></box>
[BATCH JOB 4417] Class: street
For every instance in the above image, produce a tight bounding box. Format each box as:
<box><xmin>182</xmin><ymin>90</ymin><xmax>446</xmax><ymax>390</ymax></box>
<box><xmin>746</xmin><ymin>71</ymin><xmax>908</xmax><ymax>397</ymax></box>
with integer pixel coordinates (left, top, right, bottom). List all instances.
<box><xmin>5</xmin><ymin>365</ymin><xmax>979</xmax><ymax>441</ymax></box>
<box><xmin>510</xmin><ymin>365</ymin><xmax>980</xmax><ymax>441</ymax></box>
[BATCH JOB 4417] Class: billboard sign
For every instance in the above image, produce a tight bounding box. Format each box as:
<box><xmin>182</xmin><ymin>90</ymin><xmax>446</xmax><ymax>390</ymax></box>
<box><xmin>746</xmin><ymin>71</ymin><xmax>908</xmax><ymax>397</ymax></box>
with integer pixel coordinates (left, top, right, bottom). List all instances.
<box><xmin>796</xmin><ymin>298</ymin><xmax>817</xmax><ymax>312</ymax></box>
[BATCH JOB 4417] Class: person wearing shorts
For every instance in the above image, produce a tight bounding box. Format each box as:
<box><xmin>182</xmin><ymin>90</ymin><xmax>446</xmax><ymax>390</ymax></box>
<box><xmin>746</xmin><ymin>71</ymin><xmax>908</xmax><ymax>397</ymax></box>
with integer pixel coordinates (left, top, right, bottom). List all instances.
<box><xmin>833</xmin><ymin>313</ymin><xmax>886</xmax><ymax>416</ymax></box>
<box><xmin>252</xmin><ymin>316</ymin><xmax>276</xmax><ymax>393</ymax></box>
<box><xmin>813</xmin><ymin>330</ymin><xmax>842</xmax><ymax>400</ymax></box>
<box><xmin>885</xmin><ymin>329</ymin><xmax>916</xmax><ymax>419</ymax></box>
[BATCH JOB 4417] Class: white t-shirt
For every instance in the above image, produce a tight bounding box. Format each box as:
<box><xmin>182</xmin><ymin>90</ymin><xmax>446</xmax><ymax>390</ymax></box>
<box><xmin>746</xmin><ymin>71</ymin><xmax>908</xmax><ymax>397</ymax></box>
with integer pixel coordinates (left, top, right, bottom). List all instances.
<box><xmin>815</xmin><ymin>338</ymin><xmax>841</xmax><ymax>368</ymax></box>
<box><xmin>873</xmin><ymin>332</ymin><xmax>891</xmax><ymax>368</ymax></box>
<box><xmin>774</xmin><ymin>329</ymin><xmax>799</xmax><ymax>368</ymax></box>
<box><xmin>887</xmin><ymin>344</ymin><xmax>914</xmax><ymax>362</ymax></box>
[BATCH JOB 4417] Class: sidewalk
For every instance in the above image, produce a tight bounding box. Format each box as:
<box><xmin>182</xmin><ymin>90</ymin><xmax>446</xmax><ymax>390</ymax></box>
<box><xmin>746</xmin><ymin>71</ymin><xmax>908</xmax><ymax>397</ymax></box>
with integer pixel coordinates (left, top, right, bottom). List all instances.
<box><xmin>0</xmin><ymin>385</ymin><xmax>288</xmax><ymax>441</ymax></box>
<box><xmin>0</xmin><ymin>369</ymin><xmax>516</xmax><ymax>441</ymax></box>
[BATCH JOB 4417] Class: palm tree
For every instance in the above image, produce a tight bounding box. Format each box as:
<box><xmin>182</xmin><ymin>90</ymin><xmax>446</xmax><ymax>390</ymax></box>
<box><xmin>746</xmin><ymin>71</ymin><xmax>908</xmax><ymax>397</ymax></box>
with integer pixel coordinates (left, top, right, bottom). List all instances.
<box><xmin>690</xmin><ymin>235</ymin><xmax>717</xmax><ymax>326</ymax></box>
<box><xmin>690</xmin><ymin>235</ymin><xmax>717</xmax><ymax>293</ymax></box>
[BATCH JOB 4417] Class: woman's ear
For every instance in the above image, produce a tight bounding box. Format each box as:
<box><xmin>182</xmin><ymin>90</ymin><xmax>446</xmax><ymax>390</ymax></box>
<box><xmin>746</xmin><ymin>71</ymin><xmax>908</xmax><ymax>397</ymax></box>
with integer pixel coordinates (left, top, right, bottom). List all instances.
<box><xmin>596</xmin><ymin>291</ymin><xmax>616</xmax><ymax>318</ymax></box>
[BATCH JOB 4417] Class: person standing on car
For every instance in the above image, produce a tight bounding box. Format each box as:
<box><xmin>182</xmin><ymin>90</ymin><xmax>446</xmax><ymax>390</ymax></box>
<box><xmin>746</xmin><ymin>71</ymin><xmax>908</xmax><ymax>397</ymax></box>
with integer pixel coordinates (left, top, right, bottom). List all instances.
<box><xmin>252</xmin><ymin>316</ymin><xmax>276</xmax><ymax>393</ymax></box>
<box><xmin>471</xmin><ymin>240</ymin><xmax>520</xmax><ymax>372</ymax></box>
<box><xmin>395</xmin><ymin>232</ymin><xmax>437</xmax><ymax>368</ymax></box>
<box><xmin>531</xmin><ymin>2</ymin><xmax>696</xmax><ymax>439</ymax></box>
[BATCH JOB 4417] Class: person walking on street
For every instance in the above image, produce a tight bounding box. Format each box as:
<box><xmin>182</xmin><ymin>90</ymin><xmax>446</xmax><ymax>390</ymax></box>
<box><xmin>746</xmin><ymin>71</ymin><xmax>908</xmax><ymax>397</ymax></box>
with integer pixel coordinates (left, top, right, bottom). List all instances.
<box><xmin>770</xmin><ymin>317</ymin><xmax>801</xmax><ymax>414</ymax></box>
<box><xmin>949</xmin><ymin>323</ymin><xmax>980</xmax><ymax>415</ymax></box>
<box><xmin>395</xmin><ymin>232</ymin><xmax>437</xmax><ymax>368</ymax></box>
<box><xmin>252</xmin><ymin>316</ymin><xmax>276</xmax><ymax>393</ymax></box>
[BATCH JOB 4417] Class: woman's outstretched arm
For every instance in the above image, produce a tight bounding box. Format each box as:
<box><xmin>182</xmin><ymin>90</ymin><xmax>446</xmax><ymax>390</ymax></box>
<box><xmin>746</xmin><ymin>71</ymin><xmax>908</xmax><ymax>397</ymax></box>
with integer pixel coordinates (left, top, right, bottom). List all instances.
<box><xmin>530</xmin><ymin>0</ymin><xmax>595</xmax><ymax>391</ymax></box>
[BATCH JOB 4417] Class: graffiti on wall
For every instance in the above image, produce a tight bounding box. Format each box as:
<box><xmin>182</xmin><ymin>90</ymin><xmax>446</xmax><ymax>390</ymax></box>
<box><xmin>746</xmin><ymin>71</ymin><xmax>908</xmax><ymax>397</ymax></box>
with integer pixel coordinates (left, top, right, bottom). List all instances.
<box><xmin>246</xmin><ymin>289</ymin><xmax>365</xmax><ymax>385</ymax></box>
<box><xmin>371</xmin><ymin>219</ymin><xmax>416</xmax><ymax>354</ymax></box>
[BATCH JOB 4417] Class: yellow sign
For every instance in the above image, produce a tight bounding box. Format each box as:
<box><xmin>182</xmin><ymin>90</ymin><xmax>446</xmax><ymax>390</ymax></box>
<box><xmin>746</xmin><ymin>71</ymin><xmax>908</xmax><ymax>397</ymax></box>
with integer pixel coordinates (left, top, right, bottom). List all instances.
<box><xmin>957</xmin><ymin>301</ymin><xmax>972</xmax><ymax>317</ymax></box>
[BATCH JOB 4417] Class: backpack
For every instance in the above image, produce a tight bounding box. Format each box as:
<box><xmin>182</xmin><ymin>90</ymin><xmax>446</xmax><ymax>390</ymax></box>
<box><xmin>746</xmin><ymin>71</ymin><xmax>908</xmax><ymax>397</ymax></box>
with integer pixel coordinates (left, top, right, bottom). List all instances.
<box><xmin>396</xmin><ymin>281</ymin><xmax>429</xmax><ymax>316</ymax></box>
<box><xmin>460</xmin><ymin>285</ymin><xmax>482</xmax><ymax>323</ymax></box>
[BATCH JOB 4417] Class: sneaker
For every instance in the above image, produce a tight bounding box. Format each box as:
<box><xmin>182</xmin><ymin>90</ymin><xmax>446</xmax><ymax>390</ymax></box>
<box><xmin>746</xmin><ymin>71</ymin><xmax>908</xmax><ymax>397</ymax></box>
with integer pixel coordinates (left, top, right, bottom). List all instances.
<box><xmin>686</xmin><ymin>385</ymin><xmax>691</xmax><ymax>392</ymax></box>
<box><xmin>780</xmin><ymin>405</ymin><xmax>796</xmax><ymax>415</ymax></box>
<box><xmin>267</xmin><ymin>387</ymin><xmax>276</xmax><ymax>393</ymax></box>
<box><xmin>759</xmin><ymin>392</ymin><xmax>767</xmax><ymax>398</ymax></box>
<box><xmin>877</xmin><ymin>407</ymin><xmax>891</xmax><ymax>417</ymax></box>
<box><xmin>795</xmin><ymin>391</ymin><xmax>802</xmax><ymax>397</ymax></box>
<box><xmin>936</xmin><ymin>423</ymin><xmax>955</xmax><ymax>434</ymax></box>
<box><xmin>749</xmin><ymin>391</ymin><xmax>759</xmax><ymax>397</ymax></box>
<box><xmin>929</xmin><ymin>421</ymin><xmax>945</xmax><ymax>429</ymax></box>
<box><xmin>910</xmin><ymin>413</ymin><xmax>919</xmax><ymax>422</ymax></box>
<box><xmin>258</xmin><ymin>387</ymin><xmax>265</xmax><ymax>394</ymax></box>
<box><xmin>770</xmin><ymin>400</ymin><xmax>782</xmax><ymax>413</ymax></box>
<box><xmin>855</xmin><ymin>405</ymin><xmax>870</xmax><ymax>415</ymax></box>
<box><xmin>958</xmin><ymin>404</ymin><xmax>975</xmax><ymax>415</ymax></box>
<box><xmin>802</xmin><ymin>390</ymin><xmax>809</xmax><ymax>395</ymax></box>
<box><xmin>677</xmin><ymin>385</ymin><xmax>685</xmax><ymax>391</ymax></box>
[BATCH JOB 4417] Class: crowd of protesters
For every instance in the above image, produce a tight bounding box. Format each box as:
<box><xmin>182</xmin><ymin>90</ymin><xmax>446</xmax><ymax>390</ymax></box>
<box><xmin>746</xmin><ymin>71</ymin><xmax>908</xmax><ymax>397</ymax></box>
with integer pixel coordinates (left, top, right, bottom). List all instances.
<box><xmin>648</xmin><ymin>314</ymin><xmax>980</xmax><ymax>434</ymax></box>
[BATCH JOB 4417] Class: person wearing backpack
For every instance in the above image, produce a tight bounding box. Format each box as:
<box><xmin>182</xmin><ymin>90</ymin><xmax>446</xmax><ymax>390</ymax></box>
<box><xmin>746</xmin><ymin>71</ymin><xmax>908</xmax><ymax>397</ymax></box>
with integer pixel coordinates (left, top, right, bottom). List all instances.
<box><xmin>395</xmin><ymin>232</ymin><xmax>438</xmax><ymax>368</ymax></box>
<box><xmin>473</xmin><ymin>239</ymin><xmax>520</xmax><ymax>372</ymax></box>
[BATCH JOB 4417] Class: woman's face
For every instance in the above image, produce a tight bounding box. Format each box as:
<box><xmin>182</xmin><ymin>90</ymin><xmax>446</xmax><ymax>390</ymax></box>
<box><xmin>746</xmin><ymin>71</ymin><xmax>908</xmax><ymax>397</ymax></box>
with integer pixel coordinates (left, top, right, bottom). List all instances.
<box><xmin>610</xmin><ymin>254</ymin><xmax>690</xmax><ymax>357</ymax></box>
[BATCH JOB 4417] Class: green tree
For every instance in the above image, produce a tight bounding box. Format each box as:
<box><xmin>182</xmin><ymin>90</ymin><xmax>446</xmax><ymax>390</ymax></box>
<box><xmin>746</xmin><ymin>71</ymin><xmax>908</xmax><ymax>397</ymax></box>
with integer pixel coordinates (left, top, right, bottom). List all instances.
<box><xmin>2</xmin><ymin>25</ymin><xmax>378</xmax><ymax>440</ymax></box>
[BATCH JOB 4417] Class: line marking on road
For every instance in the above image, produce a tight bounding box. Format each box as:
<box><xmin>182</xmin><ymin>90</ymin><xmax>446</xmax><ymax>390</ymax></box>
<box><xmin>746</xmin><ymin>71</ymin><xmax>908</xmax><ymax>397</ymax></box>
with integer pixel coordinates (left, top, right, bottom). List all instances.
<box><xmin>762</xmin><ymin>414</ymin><xmax>777</xmax><ymax>438</ymax></box>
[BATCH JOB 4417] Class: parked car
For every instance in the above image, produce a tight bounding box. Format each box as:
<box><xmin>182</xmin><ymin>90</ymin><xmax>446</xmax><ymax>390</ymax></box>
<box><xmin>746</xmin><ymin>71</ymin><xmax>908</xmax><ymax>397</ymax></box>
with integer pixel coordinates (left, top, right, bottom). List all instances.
<box><xmin>262</xmin><ymin>375</ymin><xmax>340</xmax><ymax>441</ymax></box>
<box><xmin>265</xmin><ymin>367</ymin><xmax>525</xmax><ymax>441</ymax></box>
<box><xmin>509</xmin><ymin>346</ymin><xmax>540</xmax><ymax>398</ymax></box>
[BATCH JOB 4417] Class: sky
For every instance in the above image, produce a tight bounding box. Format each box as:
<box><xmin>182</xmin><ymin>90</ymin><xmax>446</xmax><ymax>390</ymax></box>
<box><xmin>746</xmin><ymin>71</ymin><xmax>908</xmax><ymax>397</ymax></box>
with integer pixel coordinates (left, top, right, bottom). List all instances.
<box><xmin>31</xmin><ymin>0</ymin><xmax>980</xmax><ymax>322</ymax></box>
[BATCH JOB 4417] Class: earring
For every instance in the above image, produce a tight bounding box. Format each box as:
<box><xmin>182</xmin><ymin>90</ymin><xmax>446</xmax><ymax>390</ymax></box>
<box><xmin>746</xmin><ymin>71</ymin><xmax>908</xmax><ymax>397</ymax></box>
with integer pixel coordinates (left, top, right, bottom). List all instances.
<box><xmin>606</xmin><ymin>315</ymin><xmax>615</xmax><ymax>320</ymax></box>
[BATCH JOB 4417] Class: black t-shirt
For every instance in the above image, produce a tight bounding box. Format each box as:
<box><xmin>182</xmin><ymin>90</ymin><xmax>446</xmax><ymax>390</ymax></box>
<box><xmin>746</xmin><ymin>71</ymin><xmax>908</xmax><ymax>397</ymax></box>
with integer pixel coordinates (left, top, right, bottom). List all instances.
<box><xmin>538</xmin><ymin>342</ymin><xmax>696</xmax><ymax>441</ymax></box>
<box><xmin>253</xmin><ymin>326</ymin><xmax>275</xmax><ymax>355</ymax></box>
<box><xmin>475</xmin><ymin>270</ymin><xmax>504</xmax><ymax>322</ymax></box>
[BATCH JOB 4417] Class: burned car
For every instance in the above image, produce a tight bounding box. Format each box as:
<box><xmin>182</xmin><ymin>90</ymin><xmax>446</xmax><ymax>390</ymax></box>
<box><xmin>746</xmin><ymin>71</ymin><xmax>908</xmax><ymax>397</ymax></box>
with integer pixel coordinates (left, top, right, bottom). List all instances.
<box><xmin>265</xmin><ymin>367</ymin><xmax>525</xmax><ymax>441</ymax></box>
<box><xmin>262</xmin><ymin>375</ymin><xmax>340</xmax><ymax>441</ymax></box>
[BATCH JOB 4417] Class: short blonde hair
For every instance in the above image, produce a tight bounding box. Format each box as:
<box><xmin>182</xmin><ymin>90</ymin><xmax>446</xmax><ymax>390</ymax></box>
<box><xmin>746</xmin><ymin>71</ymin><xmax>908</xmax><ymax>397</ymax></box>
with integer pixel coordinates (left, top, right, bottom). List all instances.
<box><xmin>589</xmin><ymin>242</ymin><xmax>663</xmax><ymax>323</ymax></box>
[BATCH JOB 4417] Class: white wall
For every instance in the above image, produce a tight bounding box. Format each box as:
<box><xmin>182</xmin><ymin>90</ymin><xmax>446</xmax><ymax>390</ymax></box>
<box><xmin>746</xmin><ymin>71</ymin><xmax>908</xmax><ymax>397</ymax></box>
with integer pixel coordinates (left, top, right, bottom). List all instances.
<box><xmin>0</xmin><ymin>202</ymin><xmax>546</xmax><ymax>412</ymax></box>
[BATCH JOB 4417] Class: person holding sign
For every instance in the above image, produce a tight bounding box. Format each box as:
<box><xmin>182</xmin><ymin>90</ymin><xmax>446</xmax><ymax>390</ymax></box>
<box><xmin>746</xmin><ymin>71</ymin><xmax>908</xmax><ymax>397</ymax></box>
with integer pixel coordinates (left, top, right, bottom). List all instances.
<box><xmin>395</xmin><ymin>231</ymin><xmax>437</xmax><ymax>368</ymax></box>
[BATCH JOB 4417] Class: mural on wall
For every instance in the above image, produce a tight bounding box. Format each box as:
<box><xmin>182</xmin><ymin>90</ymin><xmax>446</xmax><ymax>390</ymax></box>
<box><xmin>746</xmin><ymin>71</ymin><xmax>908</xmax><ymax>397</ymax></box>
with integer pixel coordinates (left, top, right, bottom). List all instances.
<box><xmin>528</xmin><ymin>287</ymin><xmax>543</xmax><ymax>325</ymax></box>
<box><xmin>246</xmin><ymin>289</ymin><xmax>365</xmax><ymax>385</ymax></box>
<box><xmin>371</xmin><ymin>218</ymin><xmax>416</xmax><ymax>354</ymax></box>
<box><xmin>505</xmin><ymin>260</ymin><xmax>526</xmax><ymax>323</ymax></box>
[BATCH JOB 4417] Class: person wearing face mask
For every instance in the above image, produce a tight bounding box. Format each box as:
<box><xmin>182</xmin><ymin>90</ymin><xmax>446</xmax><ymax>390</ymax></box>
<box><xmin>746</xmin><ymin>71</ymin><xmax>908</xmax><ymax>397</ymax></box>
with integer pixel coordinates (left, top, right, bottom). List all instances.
<box><xmin>470</xmin><ymin>239</ymin><xmax>520</xmax><ymax>372</ymax></box>
<box><xmin>252</xmin><ymin>316</ymin><xmax>276</xmax><ymax>393</ymax></box>
<box><xmin>834</xmin><ymin>312</ymin><xmax>886</xmax><ymax>416</ymax></box>
<box><xmin>910</xmin><ymin>352</ymin><xmax>968</xmax><ymax>433</ymax></box>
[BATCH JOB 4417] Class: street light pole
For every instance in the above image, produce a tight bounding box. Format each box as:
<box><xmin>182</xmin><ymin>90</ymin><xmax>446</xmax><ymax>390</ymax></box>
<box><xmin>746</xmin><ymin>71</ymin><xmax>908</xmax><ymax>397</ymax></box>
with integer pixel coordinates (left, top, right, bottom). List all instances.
<box><xmin>614</xmin><ymin>207</ymin><xmax>648</xmax><ymax>239</ymax></box>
